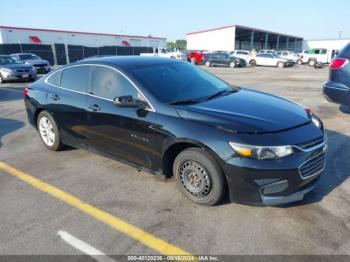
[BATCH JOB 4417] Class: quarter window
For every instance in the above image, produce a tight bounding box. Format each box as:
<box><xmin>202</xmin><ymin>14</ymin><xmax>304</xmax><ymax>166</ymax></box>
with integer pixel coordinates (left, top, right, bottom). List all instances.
<box><xmin>46</xmin><ymin>70</ymin><xmax>62</xmax><ymax>86</ymax></box>
<box><xmin>91</xmin><ymin>66</ymin><xmax>138</xmax><ymax>100</ymax></box>
<box><xmin>61</xmin><ymin>66</ymin><xmax>90</xmax><ymax>93</ymax></box>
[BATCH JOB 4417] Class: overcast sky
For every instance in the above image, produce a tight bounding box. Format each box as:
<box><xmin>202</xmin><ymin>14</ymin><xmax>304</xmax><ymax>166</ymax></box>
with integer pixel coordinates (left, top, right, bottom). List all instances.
<box><xmin>1</xmin><ymin>0</ymin><xmax>349</xmax><ymax>41</ymax></box>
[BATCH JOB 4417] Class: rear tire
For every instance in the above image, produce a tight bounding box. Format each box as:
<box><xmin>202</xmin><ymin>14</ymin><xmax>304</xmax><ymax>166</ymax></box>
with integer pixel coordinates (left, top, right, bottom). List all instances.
<box><xmin>37</xmin><ymin>111</ymin><xmax>64</xmax><ymax>151</ymax></box>
<box><xmin>173</xmin><ymin>147</ymin><xmax>226</xmax><ymax>206</ymax></box>
<box><xmin>309</xmin><ymin>60</ymin><xmax>316</xmax><ymax>66</ymax></box>
<box><xmin>277</xmin><ymin>62</ymin><xmax>285</xmax><ymax>68</ymax></box>
<box><xmin>229</xmin><ymin>61</ymin><xmax>236</xmax><ymax>68</ymax></box>
<box><xmin>297</xmin><ymin>59</ymin><xmax>302</xmax><ymax>65</ymax></box>
<box><xmin>249</xmin><ymin>60</ymin><xmax>256</xmax><ymax>66</ymax></box>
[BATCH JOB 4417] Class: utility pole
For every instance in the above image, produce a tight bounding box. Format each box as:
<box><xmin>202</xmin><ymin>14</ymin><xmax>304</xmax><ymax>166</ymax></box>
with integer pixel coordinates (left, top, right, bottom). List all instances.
<box><xmin>338</xmin><ymin>30</ymin><xmax>343</xmax><ymax>39</ymax></box>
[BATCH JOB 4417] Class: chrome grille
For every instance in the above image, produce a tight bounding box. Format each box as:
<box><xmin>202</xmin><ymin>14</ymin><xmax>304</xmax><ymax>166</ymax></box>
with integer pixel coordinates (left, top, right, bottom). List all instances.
<box><xmin>16</xmin><ymin>69</ymin><xmax>30</xmax><ymax>73</ymax></box>
<box><xmin>298</xmin><ymin>137</ymin><xmax>324</xmax><ymax>150</ymax></box>
<box><xmin>299</xmin><ymin>152</ymin><xmax>326</xmax><ymax>179</ymax></box>
<box><xmin>34</xmin><ymin>64</ymin><xmax>46</xmax><ymax>68</ymax></box>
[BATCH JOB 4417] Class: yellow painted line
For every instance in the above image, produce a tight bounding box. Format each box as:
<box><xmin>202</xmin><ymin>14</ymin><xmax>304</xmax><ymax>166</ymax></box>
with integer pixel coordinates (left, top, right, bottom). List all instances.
<box><xmin>0</xmin><ymin>161</ymin><xmax>194</xmax><ymax>257</ymax></box>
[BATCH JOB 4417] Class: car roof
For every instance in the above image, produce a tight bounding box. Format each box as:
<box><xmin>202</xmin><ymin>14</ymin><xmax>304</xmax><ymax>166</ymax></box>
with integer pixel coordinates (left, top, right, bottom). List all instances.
<box><xmin>74</xmin><ymin>56</ymin><xmax>178</xmax><ymax>70</ymax></box>
<box><xmin>11</xmin><ymin>53</ymin><xmax>37</xmax><ymax>55</ymax></box>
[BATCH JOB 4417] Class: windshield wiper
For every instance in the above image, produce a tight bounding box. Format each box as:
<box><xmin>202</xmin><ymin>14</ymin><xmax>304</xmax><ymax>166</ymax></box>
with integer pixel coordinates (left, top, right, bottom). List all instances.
<box><xmin>205</xmin><ymin>89</ymin><xmax>235</xmax><ymax>101</ymax></box>
<box><xmin>169</xmin><ymin>98</ymin><xmax>203</xmax><ymax>105</ymax></box>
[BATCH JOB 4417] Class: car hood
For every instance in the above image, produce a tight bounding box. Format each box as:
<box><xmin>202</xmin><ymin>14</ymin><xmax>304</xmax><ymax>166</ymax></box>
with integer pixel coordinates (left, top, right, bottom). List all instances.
<box><xmin>24</xmin><ymin>59</ymin><xmax>49</xmax><ymax>65</ymax></box>
<box><xmin>175</xmin><ymin>88</ymin><xmax>311</xmax><ymax>134</ymax></box>
<box><xmin>0</xmin><ymin>63</ymin><xmax>32</xmax><ymax>70</ymax></box>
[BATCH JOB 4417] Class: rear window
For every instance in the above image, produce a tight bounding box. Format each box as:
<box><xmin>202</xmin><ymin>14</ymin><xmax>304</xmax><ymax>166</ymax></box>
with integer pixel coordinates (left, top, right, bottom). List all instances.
<box><xmin>61</xmin><ymin>65</ymin><xmax>90</xmax><ymax>93</ymax></box>
<box><xmin>338</xmin><ymin>43</ymin><xmax>350</xmax><ymax>59</ymax></box>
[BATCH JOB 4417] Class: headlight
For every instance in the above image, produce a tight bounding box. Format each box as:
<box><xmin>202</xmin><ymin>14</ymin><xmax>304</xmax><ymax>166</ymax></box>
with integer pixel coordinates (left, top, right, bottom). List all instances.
<box><xmin>229</xmin><ymin>142</ymin><xmax>294</xmax><ymax>160</ymax></box>
<box><xmin>311</xmin><ymin>115</ymin><xmax>322</xmax><ymax>129</ymax></box>
<box><xmin>2</xmin><ymin>68</ymin><xmax>13</xmax><ymax>73</ymax></box>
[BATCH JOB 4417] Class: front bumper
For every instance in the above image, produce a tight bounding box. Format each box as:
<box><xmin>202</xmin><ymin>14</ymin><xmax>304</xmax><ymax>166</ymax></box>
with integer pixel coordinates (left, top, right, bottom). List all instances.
<box><xmin>1</xmin><ymin>71</ymin><xmax>37</xmax><ymax>81</ymax></box>
<box><xmin>323</xmin><ymin>80</ymin><xmax>350</xmax><ymax>106</ymax></box>
<box><xmin>222</xmin><ymin>136</ymin><xmax>327</xmax><ymax>206</ymax></box>
<box><xmin>34</xmin><ymin>66</ymin><xmax>50</xmax><ymax>73</ymax></box>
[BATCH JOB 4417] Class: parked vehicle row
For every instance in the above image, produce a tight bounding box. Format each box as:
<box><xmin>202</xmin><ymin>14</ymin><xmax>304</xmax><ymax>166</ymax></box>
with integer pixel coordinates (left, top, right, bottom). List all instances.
<box><xmin>0</xmin><ymin>53</ymin><xmax>51</xmax><ymax>83</ymax></box>
<box><xmin>0</xmin><ymin>55</ymin><xmax>37</xmax><ymax>83</ymax></box>
<box><xmin>140</xmin><ymin>48</ymin><xmax>187</xmax><ymax>61</ymax></box>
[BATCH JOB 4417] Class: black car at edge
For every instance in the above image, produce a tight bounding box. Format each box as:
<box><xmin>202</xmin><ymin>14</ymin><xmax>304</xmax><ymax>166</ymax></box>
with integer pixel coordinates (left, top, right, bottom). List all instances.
<box><xmin>24</xmin><ymin>56</ymin><xmax>327</xmax><ymax>206</ymax></box>
<box><xmin>201</xmin><ymin>53</ymin><xmax>246</xmax><ymax>68</ymax></box>
<box><xmin>323</xmin><ymin>42</ymin><xmax>350</xmax><ymax>107</ymax></box>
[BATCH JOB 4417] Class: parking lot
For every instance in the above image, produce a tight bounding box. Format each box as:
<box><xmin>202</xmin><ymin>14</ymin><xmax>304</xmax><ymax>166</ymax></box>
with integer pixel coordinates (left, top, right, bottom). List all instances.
<box><xmin>0</xmin><ymin>65</ymin><xmax>349</xmax><ymax>258</ymax></box>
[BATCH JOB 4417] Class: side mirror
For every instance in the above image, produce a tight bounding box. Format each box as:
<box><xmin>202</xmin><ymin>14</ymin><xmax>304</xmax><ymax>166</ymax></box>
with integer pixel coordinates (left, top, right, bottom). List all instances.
<box><xmin>113</xmin><ymin>95</ymin><xmax>146</xmax><ymax>108</ymax></box>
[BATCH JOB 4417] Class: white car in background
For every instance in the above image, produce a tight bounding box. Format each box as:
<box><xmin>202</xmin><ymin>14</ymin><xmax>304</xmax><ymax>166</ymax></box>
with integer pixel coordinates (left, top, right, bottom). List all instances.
<box><xmin>251</xmin><ymin>53</ymin><xmax>294</xmax><ymax>68</ymax></box>
<box><xmin>229</xmin><ymin>50</ymin><xmax>254</xmax><ymax>64</ymax></box>
<box><xmin>140</xmin><ymin>48</ymin><xmax>186</xmax><ymax>61</ymax></box>
<box><xmin>276</xmin><ymin>51</ymin><xmax>302</xmax><ymax>65</ymax></box>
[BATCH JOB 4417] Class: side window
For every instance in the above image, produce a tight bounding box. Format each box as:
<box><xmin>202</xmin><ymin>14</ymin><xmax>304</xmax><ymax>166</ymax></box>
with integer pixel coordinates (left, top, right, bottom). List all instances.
<box><xmin>91</xmin><ymin>66</ymin><xmax>138</xmax><ymax>99</ymax></box>
<box><xmin>61</xmin><ymin>66</ymin><xmax>90</xmax><ymax>93</ymax></box>
<box><xmin>46</xmin><ymin>70</ymin><xmax>62</xmax><ymax>86</ymax></box>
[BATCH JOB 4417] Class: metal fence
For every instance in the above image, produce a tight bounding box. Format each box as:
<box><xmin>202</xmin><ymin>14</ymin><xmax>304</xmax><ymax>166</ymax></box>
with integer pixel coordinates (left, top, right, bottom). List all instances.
<box><xmin>0</xmin><ymin>44</ymin><xmax>155</xmax><ymax>65</ymax></box>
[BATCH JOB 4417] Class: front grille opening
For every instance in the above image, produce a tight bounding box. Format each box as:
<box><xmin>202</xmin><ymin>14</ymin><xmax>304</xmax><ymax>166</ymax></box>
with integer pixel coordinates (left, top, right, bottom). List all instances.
<box><xmin>299</xmin><ymin>152</ymin><xmax>326</xmax><ymax>179</ymax></box>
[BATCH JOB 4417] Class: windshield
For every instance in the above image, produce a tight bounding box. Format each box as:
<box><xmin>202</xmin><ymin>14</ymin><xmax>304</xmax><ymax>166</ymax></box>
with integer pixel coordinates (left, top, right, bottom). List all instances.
<box><xmin>0</xmin><ymin>56</ymin><xmax>22</xmax><ymax>65</ymax></box>
<box><xmin>131</xmin><ymin>62</ymin><xmax>235</xmax><ymax>103</ymax></box>
<box><xmin>19</xmin><ymin>54</ymin><xmax>40</xmax><ymax>60</ymax></box>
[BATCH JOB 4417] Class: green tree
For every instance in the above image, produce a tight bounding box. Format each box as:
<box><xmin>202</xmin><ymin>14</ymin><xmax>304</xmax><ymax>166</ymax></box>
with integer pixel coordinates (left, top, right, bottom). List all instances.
<box><xmin>175</xmin><ymin>40</ymin><xmax>187</xmax><ymax>50</ymax></box>
<box><xmin>166</xmin><ymin>41</ymin><xmax>175</xmax><ymax>49</ymax></box>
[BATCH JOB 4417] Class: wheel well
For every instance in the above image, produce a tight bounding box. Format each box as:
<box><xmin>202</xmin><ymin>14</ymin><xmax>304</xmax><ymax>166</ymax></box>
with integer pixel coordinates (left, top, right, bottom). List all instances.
<box><xmin>34</xmin><ymin>108</ymin><xmax>45</xmax><ymax>127</ymax></box>
<box><xmin>162</xmin><ymin>142</ymin><xmax>200</xmax><ymax>177</ymax></box>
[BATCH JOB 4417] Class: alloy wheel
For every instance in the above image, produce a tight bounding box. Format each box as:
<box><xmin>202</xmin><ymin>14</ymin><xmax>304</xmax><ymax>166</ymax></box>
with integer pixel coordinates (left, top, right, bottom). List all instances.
<box><xmin>39</xmin><ymin>116</ymin><xmax>55</xmax><ymax>147</ymax></box>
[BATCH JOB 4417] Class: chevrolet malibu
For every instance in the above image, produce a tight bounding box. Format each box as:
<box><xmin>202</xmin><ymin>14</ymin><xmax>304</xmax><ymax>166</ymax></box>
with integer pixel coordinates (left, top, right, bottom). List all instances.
<box><xmin>24</xmin><ymin>57</ymin><xmax>327</xmax><ymax>206</ymax></box>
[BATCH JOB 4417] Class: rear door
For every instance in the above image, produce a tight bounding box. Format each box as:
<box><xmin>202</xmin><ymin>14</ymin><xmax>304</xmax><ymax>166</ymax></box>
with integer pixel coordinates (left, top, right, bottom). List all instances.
<box><xmin>45</xmin><ymin>65</ymin><xmax>91</xmax><ymax>148</ymax></box>
<box><xmin>86</xmin><ymin>65</ymin><xmax>159</xmax><ymax>169</ymax></box>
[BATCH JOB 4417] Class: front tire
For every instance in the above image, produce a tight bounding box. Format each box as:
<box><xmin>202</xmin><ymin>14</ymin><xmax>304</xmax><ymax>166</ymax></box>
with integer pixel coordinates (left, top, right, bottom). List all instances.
<box><xmin>37</xmin><ymin>111</ymin><xmax>64</xmax><ymax>151</ymax></box>
<box><xmin>297</xmin><ymin>59</ymin><xmax>302</xmax><ymax>65</ymax></box>
<box><xmin>277</xmin><ymin>61</ymin><xmax>285</xmax><ymax>68</ymax></box>
<box><xmin>229</xmin><ymin>61</ymin><xmax>236</xmax><ymax>68</ymax></box>
<box><xmin>173</xmin><ymin>148</ymin><xmax>226</xmax><ymax>206</ymax></box>
<box><xmin>205</xmin><ymin>61</ymin><xmax>211</xmax><ymax>67</ymax></box>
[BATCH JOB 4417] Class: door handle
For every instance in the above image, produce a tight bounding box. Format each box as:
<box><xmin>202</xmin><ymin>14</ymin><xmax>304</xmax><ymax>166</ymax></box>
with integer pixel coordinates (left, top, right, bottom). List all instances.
<box><xmin>88</xmin><ymin>104</ymin><xmax>101</xmax><ymax>112</ymax></box>
<box><xmin>49</xmin><ymin>94</ymin><xmax>60</xmax><ymax>101</ymax></box>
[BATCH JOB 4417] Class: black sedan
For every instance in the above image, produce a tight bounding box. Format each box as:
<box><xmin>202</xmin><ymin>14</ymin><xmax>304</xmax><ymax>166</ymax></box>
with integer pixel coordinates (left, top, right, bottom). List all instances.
<box><xmin>24</xmin><ymin>57</ymin><xmax>327</xmax><ymax>206</ymax></box>
<box><xmin>201</xmin><ymin>53</ymin><xmax>246</xmax><ymax>68</ymax></box>
<box><xmin>323</xmin><ymin>43</ymin><xmax>350</xmax><ymax>107</ymax></box>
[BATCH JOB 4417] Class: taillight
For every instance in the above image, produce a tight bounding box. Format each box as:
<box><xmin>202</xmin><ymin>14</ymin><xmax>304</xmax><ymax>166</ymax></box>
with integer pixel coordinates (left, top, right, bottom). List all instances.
<box><xmin>24</xmin><ymin>87</ymin><xmax>29</xmax><ymax>97</ymax></box>
<box><xmin>330</xmin><ymin>58</ymin><xmax>348</xmax><ymax>69</ymax></box>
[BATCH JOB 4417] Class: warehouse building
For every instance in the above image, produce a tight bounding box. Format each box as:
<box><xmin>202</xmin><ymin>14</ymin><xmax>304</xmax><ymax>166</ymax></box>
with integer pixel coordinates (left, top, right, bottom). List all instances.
<box><xmin>187</xmin><ymin>25</ymin><xmax>303</xmax><ymax>52</ymax></box>
<box><xmin>0</xmin><ymin>26</ymin><xmax>166</xmax><ymax>65</ymax></box>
